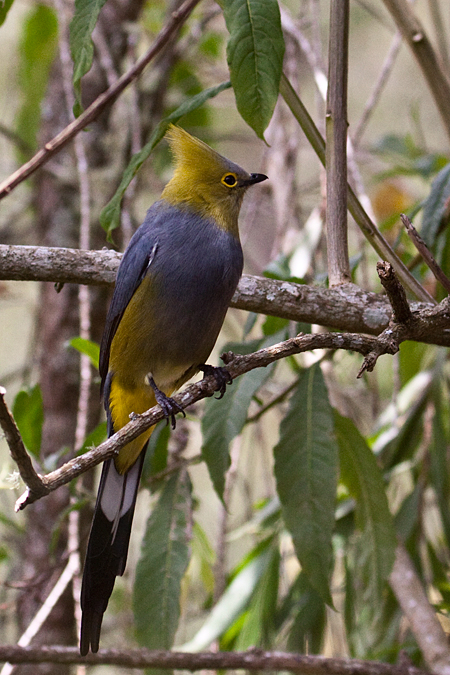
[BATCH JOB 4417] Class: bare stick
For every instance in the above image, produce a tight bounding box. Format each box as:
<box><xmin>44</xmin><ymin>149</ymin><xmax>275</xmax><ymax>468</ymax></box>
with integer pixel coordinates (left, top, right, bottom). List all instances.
<box><xmin>326</xmin><ymin>0</ymin><xmax>351</xmax><ymax>285</ymax></box>
<box><xmin>390</xmin><ymin>544</ymin><xmax>450</xmax><ymax>675</ymax></box>
<box><xmin>0</xmin><ymin>645</ymin><xmax>431</xmax><ymax>674</ymax></box>
<box><xmin>0</xmin><ymin>0</ymin><xmax>201</xmax><ymax>201</ymax></box>
<box><xmin>382</xmin><ymin>0</ymin><xmax>450</xmax><ymax>143</ymax></box>
<box><xmin>376</xmin><ymin>261</ymin><xmax>413</xmax><ymax>324</ymax></box>
<box><xmin>357</xmin><ymin>262</ymin><xmax>414</xmax><ymax>376</ymax></box>
<box><xmin>353</xmin><ymin>31</ymin><xmax>402</xmax><ymax>147</ymax></box>
<box><xmin>0</xmin><ymin>388</ymin><xmax>49</xmax><ymax>497</ymax></box>
<box><xmin>401</xmin><ymin>214</ymin><xmax>450</xmax><ymax>294</ymax></box>
<box><xmin>279</xmin><ymin>73</ymin><xmax>435</xmax><ymax>304</ymax></box>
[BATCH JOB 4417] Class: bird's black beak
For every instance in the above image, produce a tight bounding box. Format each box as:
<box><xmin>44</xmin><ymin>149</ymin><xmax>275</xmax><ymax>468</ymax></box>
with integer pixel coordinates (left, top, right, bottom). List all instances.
<box><xmin>240</xmin><ymin>173</ymin><xmax>268</xmax><ymax>187</ymax></box>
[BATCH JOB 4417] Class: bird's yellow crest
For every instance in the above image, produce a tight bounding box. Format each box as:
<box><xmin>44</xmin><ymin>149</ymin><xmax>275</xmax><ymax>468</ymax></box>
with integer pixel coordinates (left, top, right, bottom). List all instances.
<box><xmin>162</xmin><ymin>125</ymin><xmax>261</xmax><ymax>234</ymax></box>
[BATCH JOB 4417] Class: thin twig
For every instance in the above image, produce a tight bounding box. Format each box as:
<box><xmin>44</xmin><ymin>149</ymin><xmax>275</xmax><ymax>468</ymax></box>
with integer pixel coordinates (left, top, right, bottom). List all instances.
<box><xmin>356</xmin><ymin>261</ymin><xmax>414</xmax><ymax>376</ymax></box>
<box><xmin>401</xmin><ymin>214</ymin><xmax>450</xmax><ymax>294</ymax></box>
<box><xmin>352</xmin><ymin>30</ymin><xmax>403</xmax><ymax>147</ymax></box>
<box><xmin>0</xmin><ymin>388</ymin><xmax>48</xmax><ymax>497</ymax></box>
<box><xmin>279</xmin><ymin>73</ymin><xmax>435</xmax><ymax>304</ymax></box>
<box><xmin>0</xmin><ymin>0</ymin><xmax>201</xmax><ymax>201</ymax></box>
<box><xmin>54</xmin><ymin>1</ymin><xmax>92</xmax><ymax>664</ymax></box>
<box><xmin>382</xmin><ymin>0</ymin><xmax>450</xmax><ymax>143</ymax></box>
<box><xmin>326</xmin><ymin>0</ymin><xmax>351</xmax><ymax>285</ymax></box>
<box><xmin>376</xmin><ymin>261</ymin><xmax>413</xmax><ymax>324</ymax></box>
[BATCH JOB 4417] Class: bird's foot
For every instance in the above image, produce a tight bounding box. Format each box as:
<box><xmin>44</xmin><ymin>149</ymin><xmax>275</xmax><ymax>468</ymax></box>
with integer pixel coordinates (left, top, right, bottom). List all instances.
<box><xmin>146</xmin><ymin>376</ymin><xmax>185</xmax><ymax>429</ymax></box>
<box><xmin>199</xmin><ymin>364</ymin><xmax>232</xmax><ymax>399</ymax></box>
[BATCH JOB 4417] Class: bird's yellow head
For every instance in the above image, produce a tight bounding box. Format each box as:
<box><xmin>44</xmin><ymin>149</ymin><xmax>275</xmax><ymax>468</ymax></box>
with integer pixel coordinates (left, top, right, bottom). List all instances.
<box><xmin>161</xmin><ymin>125</ymin><xmax>267</xmax><ymax>236</ymax></box>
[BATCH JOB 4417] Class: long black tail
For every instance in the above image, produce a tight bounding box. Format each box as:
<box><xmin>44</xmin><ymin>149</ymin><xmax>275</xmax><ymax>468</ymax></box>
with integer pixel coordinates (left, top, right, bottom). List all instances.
<box><xmin>80</xmin><ymin>451</ymin><xmax>146</xmax><ymax>655</ymax></box>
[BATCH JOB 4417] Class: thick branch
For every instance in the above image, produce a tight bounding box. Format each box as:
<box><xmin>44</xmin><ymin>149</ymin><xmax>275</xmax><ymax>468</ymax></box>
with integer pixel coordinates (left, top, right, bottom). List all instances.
<box><xmin>0</xmin><ymin>0</ymin><xmax>201</xmax><ymax>200</ymax></box>
<box><xmin>0</xmin><ymin>645</ymin><xmax>431</xmax><ymax>674</ymax></box>
<box><xmin>326</xmin><ymin>0</ymin><xmax>351</xmax><ymax>285</ymax></box>
<box><xmin>2</xmin><ymin>245</ymin><xmax>450</xmax><ymax>344</ymax></box>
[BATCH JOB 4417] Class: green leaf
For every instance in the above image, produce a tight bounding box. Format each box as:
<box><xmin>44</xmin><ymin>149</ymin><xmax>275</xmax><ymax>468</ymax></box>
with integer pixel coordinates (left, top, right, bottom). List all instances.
<box><xmin>234</xmin><ymin>544</ymin><xmax>280</xmax><ymax>649</ymax></box>
<box><xmin>421</xmin><ymin>163</ymin><xmax>450</xmax><ymax>247</ymax></box>
<box><xmin>201</xmin><ymin>366</ymin><xmax>271</xmax><ymax>502</ymax></box>
<box><xmin>142</xmin><ymin>422</ymin><xmax>171</xmax><ymax>485</ymax></box>
<box><xmin>223</xmin><ymin>0</ymin><xmax>284</xmax><ymax>139</ymax></box>
<box><xmin>133</xmin><ymin>469</ymin><xmax>192</xmax><ymax>653</ymax></box>
<box><xmin>77</xmin><ymin>421</ymin><xmax>107</xmax><ymax>456</ymax></box>
<box><xmin>100</xmin><ymin>81</ymin><xmax>231</xmax><ymax>239</ymax></box>
<box><xmin>69</xmin><ymin>337</ymin><xmax>100</xmax><ymax>368</ymax></box>
<box><xmin>201</xmin><ymin>334</ymin><xmax>278</xmax><ymax>502</ymax></box>
<box><xmin>223</xmin><ymin>0</ymin><xmax>285</xmax><ymax>139</ymax></box>
<box><xmin>430</xmin><ymin>380</ymin><xmax>450</xmax><ymax>547</ymax></box>
<box><xmin>287</xmin><ymin>572</ymin><xmax>326</xmax><ymax>654</ymax></box>
<box><xmin>12</xmin><ymin>385</ymin><xmax>44</xmax><ymax>458</ymax></box>
<box><xmin>16</xmin><ymin>4</ymin><xmax>58</xmax><ymax>154</ymax></box>
<box><xmin>180</xmin><ymin>547</ymin><xmax>270</xmax><ymax>652</ymax></box>
<box><xmin>273</xmin><ymin>364</ymin><xmax>337</xmax><ymax>605</ymax></box>
<box><xmin>69</xmin><ymin>0</ymin><xmax>107</xmax><ymax>116</ymax></box>
<box><xmin>0</xmin><ymin>0</ymin><xmax>14</xmax><ymax>27</ymax></box>
<box><xmin>335</xmin><ymin>412</ymin><xmax>396</xmax><ymax>598</ymax></box>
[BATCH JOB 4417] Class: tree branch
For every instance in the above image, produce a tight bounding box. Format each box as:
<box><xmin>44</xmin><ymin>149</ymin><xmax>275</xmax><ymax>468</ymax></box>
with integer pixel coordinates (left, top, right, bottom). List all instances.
<box><xmin>0</xmin><ymin>0</ymin><xmax>201</xmax><ymax>201</ymax></box>
<box><xmin>377</xmin><ymin>261</ymin><xmax>413</xmax><ymax>324</ymax></box>
<box><xmin>279</xmin><ymin>73</ymin><xmax>434</xmax><ymax>304</ymax></box>
<box><xmin>401</xmin><ymin>214</ymin><xmax>450</xmax><ymax>295</ymax></box>
<box><xmin>2</xmin><ymin>245</ymin><xmax>450</xmax><ymax>344</ymax></box>
<box><xmin>0</xmin><ymin>387</ymin><xmax>49</xmax><ymax>497</ymax></box>
<box><xmin>11</xmin><ymin>314</ymin><xmax>450</xmax><ymax>510</ymax></box>
<box><xmin>389</xmin><ymin>545</ymin><xmax>450</xmax><ymax>675</ymax></box>
<box><xmin>382</xmin><ymin>0</ymin><xmax>450</xmax><ymax>143</ymax></box>
<box><xmin>326</xmin><ymin>0</ymin><xmax>351</xmax><ymax>285</ymax></box>
<box><xmin>0</xmin><ymin>645</ymin><xmax>431</xmax><ymax>674</ymax></box>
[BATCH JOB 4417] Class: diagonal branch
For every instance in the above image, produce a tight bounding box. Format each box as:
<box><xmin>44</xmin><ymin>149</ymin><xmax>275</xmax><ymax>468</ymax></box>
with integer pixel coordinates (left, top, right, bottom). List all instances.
<box><xmin>0</xmin><ymin>0</ymin><xmax>201</xmax><ymax>201</ymax></box>
<box><xmin>382</xmin><ymin>0</ymin><xmax>450</xmax><ymax>143</ymax></box>
<box><xmin>0</xmin><ymin>387</ymin><xmax>49</xmax><ymax>497</ymax></box>
<box><xmin>401</xmin><ymin>214</ymin><xmax>450</xmax><ymax>295</ymax></box>
<box><xmin>279</xmin><ymin>73</ymin><xmax>435</xmax><ymax>304</ymax></box>
<box><xmin>12</xmin><ymin>311</ymin><xmax>450</xmax><ymax>510</ymax></box>
<box><xmin>390</xmin><ymin>544</ymin><xmax>450</xmax><ymax>675</ymax></box>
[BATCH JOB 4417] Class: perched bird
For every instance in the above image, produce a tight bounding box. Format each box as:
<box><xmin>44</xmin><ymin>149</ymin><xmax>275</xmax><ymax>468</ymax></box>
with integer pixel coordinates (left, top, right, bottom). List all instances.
<box><xmin>80</xmin><ymin>125</ymin><xmax>267</xmax><ymax>655</ymax></box>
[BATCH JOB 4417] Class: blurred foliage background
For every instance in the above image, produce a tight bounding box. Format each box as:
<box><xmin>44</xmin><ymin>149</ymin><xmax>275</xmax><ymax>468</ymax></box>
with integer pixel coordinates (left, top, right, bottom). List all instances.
<box><xmin>1</xmin><ymin>0</ymin><xmax>450</xmax><ymax>673</ymax></box>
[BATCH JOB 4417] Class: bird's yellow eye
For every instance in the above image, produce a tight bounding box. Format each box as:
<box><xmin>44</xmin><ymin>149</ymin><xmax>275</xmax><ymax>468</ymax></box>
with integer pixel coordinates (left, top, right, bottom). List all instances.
<box><xmin>221</xmin><ymin>173</ymin><xmax>238</xmax><ymax>188</ymax></box>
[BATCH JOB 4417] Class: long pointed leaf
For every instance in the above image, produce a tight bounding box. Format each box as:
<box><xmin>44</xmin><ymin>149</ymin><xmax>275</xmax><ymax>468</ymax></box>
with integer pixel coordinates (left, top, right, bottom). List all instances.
<box><xmin>223</xmin><ymin>0</ymin><xmax>285</xmax><ymax>139</ymax></box>
<box><xmin>335</xmin><ymin>411</ymin><xmax>396</xmax><ymax>598</ymax></box>
<box><xmin>69</xmin><ymin>0</ymin><xmax>107</xmax><ymax>115</ymax></box>
<box><xmin>273</xmin><ymin>364</ymin><xmax>337</xmax><ymax>605</ymax></box>
<box><xmin>133</xmin><ymin>469</ymin><xmax>192</xmax><ymax>650</ymax></box>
